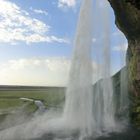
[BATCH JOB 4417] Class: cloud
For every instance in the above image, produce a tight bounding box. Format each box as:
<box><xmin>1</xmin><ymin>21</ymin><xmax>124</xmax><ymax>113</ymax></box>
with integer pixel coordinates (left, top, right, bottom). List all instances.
<box><xmin>25</xmin><ymin>35</ymin><xmax>69</xmax><ymax>44</ymax></box>
<box><xmin>31</xmin><ymin>8</ymin><xmax>48</xmax><ymax>16</ymax></box>
<box><xmin>0</xmin><ymin>58</ymin><xmax>99</xmax><ymax>86</ymax></box>
<box><xmin>0</xmin><ymin>58</ymin><xmax>70</xmax><ymax>86</ymax></box>
<box><xmin>113</xmin><ymin>43</ymin><xmax>128</xmax><ymax>52</ymax></box>
<box><xmin>58</xmin><ymin>0</ymin><xmax>76</xmax><ymax>8</ymax></box>
<box><xmin>0</xmin><ymin>0</ymin><xmax>68</xmax><ymax>44</ymax></box>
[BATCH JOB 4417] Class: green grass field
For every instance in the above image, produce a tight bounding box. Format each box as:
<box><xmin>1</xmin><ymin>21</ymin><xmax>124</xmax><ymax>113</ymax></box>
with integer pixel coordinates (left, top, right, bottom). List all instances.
<box><xmin>0</xmin><ymin>86</ymin><xmax>65</xmax><ymax>121</ymax></box>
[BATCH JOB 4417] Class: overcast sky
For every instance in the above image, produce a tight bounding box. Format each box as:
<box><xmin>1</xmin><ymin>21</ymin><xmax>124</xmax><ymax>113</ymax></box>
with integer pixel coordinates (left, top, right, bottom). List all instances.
<box><xmin>0</xmin><ymin>0</ymin><xmax>127</xmax><ymax>86</ymax></box>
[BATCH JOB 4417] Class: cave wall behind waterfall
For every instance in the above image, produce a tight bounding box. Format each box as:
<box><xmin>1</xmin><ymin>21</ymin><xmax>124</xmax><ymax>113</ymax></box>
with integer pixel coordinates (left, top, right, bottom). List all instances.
<box><xmin>108</xmin><ymin>0</ymin><xmax>140</xmax><ymax>126</ymax></box>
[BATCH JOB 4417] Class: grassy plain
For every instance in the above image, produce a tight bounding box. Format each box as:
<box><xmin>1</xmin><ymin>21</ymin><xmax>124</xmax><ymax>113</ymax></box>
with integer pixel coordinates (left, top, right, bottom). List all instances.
<box><xmin>0</xmin><ymin>86</ymin><xmax>65</xmax><ymax>121</ymax></box>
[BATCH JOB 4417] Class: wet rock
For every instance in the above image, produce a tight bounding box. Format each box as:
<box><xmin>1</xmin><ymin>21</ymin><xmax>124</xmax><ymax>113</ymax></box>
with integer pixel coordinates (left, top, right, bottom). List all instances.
<box><xmin>108</xmin><ymin>0</ymin><xmax>140</xmax><ymax>126</ymax></box>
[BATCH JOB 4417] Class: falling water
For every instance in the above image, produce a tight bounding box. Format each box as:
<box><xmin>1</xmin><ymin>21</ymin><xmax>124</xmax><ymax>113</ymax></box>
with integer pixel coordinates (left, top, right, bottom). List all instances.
<box><xmin>120</xmin><ymin>47</ymin><xmax>129</xmax><ymax>120</ymax></box>
<box><xmin>63</xmin><ymin>0</ymin><xmax>94</xmax><ymax>137</ymax></box>
<box><xmin>99</xmin><ymin>0</ymin><xmax>116</xmax><ymax>130</ymax></box>
<box><xmin>63</xmin><ymin>0</ymin><xmax>116</xmax><ymax>137</ymax></box>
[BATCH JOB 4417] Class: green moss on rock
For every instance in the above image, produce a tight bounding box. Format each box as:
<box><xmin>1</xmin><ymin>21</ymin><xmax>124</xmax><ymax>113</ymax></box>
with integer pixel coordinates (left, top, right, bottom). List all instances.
<box><xmin>129</xmin><ymin>51</ymin><xmax>138</xmax><ymax>82</ymax></box>
<box><xmin>130</xmin><ymin>97</ymin><xmax>140</xmax><ymax>127</ymax></box>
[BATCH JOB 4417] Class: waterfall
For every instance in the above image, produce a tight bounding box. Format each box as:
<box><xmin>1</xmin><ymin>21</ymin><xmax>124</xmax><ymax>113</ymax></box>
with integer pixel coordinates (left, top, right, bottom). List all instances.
<box><xmin>63</xmin><ymin>0</ymin><xmax>116</xmax><ymax>137</ymax></box>
<box><xmin>120</xmin><ymin>48</ymin><xmax>129</xmax><ymax>121</ymax></box>
<box><xmin>99</xmin><ymin>0</ymin><xmax>116</xmax><ymax>130</ymax></box>
<box><xmin>63</xmin><ymin>0</ymin><xmax>94</xmax><ymax>137</ymax></box>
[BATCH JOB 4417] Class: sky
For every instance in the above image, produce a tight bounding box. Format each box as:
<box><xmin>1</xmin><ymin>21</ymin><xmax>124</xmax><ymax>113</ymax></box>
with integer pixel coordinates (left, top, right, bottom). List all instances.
<box><xmin>0</xmin><ymin>0</ymin><xmax>127</xmax><ymax>86</ymax></box>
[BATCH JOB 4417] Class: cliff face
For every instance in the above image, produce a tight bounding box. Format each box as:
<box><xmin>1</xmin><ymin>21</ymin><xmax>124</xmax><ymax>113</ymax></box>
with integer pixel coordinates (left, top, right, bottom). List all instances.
<box><xmin>108</xmin><ymin>0</ymin><xmax>140</xmax><ymax>126</ymax></box>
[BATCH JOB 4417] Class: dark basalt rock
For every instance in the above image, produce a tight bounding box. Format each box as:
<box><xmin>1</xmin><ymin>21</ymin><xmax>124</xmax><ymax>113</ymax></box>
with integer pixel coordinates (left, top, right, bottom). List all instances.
<box><xmin>108</xmin><ymin>0</ymin><xmax>140</xmax><ymax>127</ymax></box>
<box><xmin>108</xmin><ymin>0</ymin><xmax>140</xmax><ymax>40</ymax></box>
<box><xmin>125</xmin><ymin>0</ymin><xmax>140</xmax><ymax>10</ymax></box>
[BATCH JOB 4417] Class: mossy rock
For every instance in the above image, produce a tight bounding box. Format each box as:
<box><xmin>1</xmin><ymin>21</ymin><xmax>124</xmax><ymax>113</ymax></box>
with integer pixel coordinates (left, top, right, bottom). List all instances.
<box><xmin>130</xmin><ymin>96</ymin><xmax>140</xmax><ymax>127</ymax></box>
<box><xmin>129</xmin><ymin>52</ymin><xmax>137</xmax><ymax>82</ymax></box>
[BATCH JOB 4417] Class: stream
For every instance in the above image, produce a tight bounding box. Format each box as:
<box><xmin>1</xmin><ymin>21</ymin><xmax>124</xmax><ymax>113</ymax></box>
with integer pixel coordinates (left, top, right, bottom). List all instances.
<box><xmin>20</xmin><ymin>97</ymin><xmax>46</xmax><ymax>113</ymax></box>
